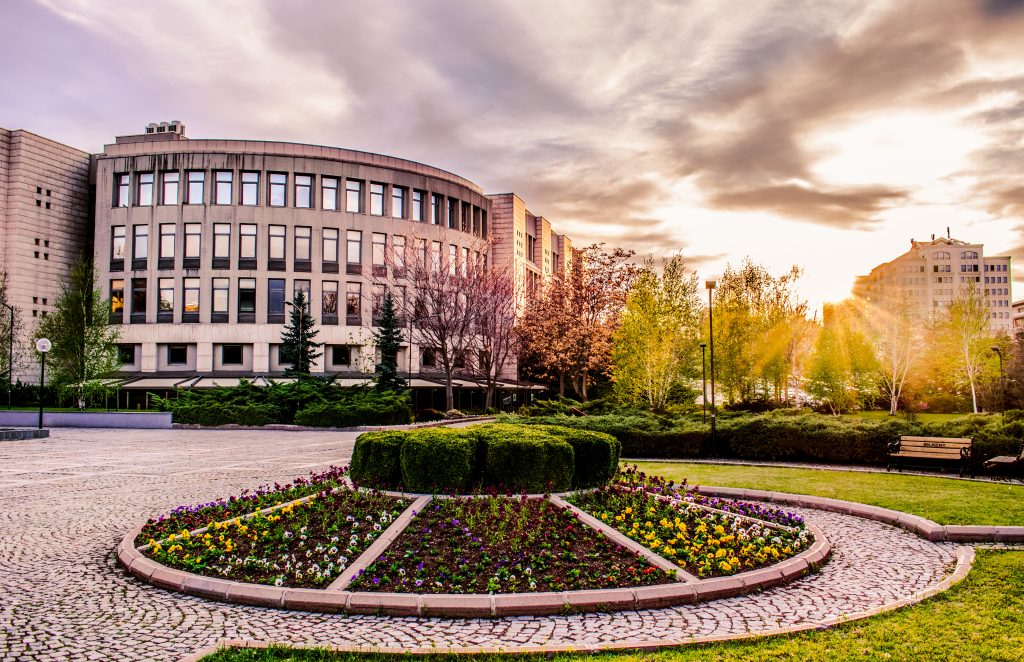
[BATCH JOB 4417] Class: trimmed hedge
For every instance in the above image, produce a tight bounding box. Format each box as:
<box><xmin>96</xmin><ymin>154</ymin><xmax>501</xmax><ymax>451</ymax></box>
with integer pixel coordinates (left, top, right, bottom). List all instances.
<box><xmin>169</xmin><ymin>403</ymin><xmax>276</xmax><ymax>426</ymax></box>
<box><xmin>349</xmin><ymin>423</ymin><xmax>619</xmax><ymax>492</ymax></box>
<box><xmin>294</xmin><ymin>393</ymin><xmax>412</xmax><ymax>427</ymax></box>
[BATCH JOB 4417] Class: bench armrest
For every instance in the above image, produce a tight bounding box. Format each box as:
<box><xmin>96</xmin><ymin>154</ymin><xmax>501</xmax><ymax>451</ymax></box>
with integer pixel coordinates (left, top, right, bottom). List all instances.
<box><xmin>887</xmin><ymin>440</ymin><xmax>901</xmax><ymax>454</ymax></box>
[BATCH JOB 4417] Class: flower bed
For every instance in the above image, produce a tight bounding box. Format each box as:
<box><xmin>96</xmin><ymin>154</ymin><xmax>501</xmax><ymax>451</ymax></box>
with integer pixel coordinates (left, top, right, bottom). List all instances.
<box><xmin>137</xmin><ymin>466</ymin><xmax>348</xmax><ymax>545</ymax></box>
<box><xmin>349</xmin><ymin>496</ymin><xmax>675</xmax><ymax>594</ymax></box>
<box><xmin>570</xmin><ymin>485</ymin><xmax>812</xmax><ymax>578</ymax></box>
<box><xmin>143</xmin><ymin>486</ymin><xmax>406</xmax><ymax>588</ymax></box>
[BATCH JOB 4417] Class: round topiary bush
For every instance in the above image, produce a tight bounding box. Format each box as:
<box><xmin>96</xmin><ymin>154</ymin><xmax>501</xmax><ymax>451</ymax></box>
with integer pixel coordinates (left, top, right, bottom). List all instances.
<box><xmin>349</xmin><ymin>423</ymin><xmax>619</xmax><ymax>493</ymax></box>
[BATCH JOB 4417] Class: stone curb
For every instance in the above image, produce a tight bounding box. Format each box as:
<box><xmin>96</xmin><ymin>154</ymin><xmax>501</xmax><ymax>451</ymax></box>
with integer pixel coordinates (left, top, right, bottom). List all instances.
<box><xmin>171</xmin><ymin>416</ymin><xmax>496</xmax><ymax>432</ymax></box>
<box><xmin>692</xmin><ymin>486</ymin><xmax>1024</xmax><ymax>544</ymax></box>
<box><xmin>120</xmin><ymin>494</ymin><xmax>829</xmax><ymax>618</ymax></box>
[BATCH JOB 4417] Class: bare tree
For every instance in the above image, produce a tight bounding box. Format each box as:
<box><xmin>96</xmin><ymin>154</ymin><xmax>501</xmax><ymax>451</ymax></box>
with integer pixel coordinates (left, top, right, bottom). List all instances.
<box><xmin>866</xmin><ymin>288</ymin><xmax>921</xmax><ymax>414</ymax></box>
<box><xmin>470</xmin><ymin>265</ymin><xmax>519</xmax><ymax>410</ymax></box>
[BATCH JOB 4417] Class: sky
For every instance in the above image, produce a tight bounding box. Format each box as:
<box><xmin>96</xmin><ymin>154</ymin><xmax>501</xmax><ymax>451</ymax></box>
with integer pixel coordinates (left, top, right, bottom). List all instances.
<box><xmin>3</xmin><ymin>0</ymin><xmax>1024</xmax><ymax>313</ymax></box>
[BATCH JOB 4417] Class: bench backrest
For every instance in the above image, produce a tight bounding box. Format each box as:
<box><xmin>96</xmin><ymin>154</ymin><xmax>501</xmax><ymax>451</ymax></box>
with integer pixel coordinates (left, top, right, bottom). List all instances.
<box><xmin>896</xmin><ymin>436</ymin><xmax>972</xmax><ymax>459</ymax></box>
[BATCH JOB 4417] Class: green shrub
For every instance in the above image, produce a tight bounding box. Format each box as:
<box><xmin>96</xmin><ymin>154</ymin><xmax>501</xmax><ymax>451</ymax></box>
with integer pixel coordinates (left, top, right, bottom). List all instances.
<box><xmin>294</xmin><ymin>391</ymin><xmax>412</xmax><ymax>427</ymax></box>
<box><xmin>400</xmin><ymin>428</ymin><xmax>476</xmax><ymax>492</ymax></box>
<box><xmin>350</xmin><ymin>431</ymin><xmax>407</xmax><ymax>487</ymax></box>
<box><xmin>472</xmin><ymin>424</ymin><xmax>574</xmax><ymax>493</ymax></box>
<box><xmin>1003</xmin><ymin>409</ymin><xmax>1024</xmax><ymax>424</ymax></box>
<box><xmin>168</xmin><ymin>402</ymin><xmax>275</xmax><ymax>426</ymax></box>
<box><xmin>534</xmin><ymin>425</ymin><xmax>621</xmax><ymax>488</ymax></box>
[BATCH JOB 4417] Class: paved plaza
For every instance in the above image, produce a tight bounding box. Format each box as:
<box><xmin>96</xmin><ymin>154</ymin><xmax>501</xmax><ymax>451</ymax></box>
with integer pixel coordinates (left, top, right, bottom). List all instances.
<box><xmin>1</xmin><ymin>429</ymin><xmax>963</xmax><ymax>660</ymax></box>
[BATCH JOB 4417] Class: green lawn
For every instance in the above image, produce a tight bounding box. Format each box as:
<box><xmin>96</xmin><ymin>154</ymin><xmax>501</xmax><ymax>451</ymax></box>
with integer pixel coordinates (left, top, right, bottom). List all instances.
<box><xmin>201</xmin><ymin>550</ymin><xmax>1024</xmax><ymax>661</ymax></box>
<box><xmin>633</xmin><ymin>461</ymin><xmax>1024</xmax><ymax>526</ymax></box>
<box><xmin>843</xmin><ymin>410</ymin><xmax>983</xmax><ymax>424</ymax></box>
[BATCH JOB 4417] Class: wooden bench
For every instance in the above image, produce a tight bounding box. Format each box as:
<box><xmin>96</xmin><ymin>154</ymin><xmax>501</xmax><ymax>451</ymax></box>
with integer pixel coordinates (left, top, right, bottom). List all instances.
<box><xmin>888</xmin><ymin>436</ymin><xmax>973</xmax><ymax>477</ymax></box>
<box><xmin>984</xmin><ymin>445</ymin><xmax>1024</xmax><ymax>472</ymax></box>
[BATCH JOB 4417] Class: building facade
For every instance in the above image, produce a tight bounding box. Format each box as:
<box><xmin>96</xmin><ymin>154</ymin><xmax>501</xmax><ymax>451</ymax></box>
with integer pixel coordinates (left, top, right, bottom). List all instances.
<box><xmin>853</xmin><ymin>236</ymin><xmax>1013</xmax><ymax>333</ymax></box>
<box><xmin>1</xmin><ymin>123</ymin><xmax>575</xmax><ymax>386</ymax></box>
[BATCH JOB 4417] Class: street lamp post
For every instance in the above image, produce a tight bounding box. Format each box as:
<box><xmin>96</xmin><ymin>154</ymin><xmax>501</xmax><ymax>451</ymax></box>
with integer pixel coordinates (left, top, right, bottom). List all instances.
<box><xmin>36</xmin><ymin>338</ymin><xmax>51</xmax><ymax>429</ymax></box>
<box><xmin>700</xmin><ymin>342</ymin><xmax>707</xmax><ymax>424</ymax></box>
<box><xmin>1</xmin><ymin>301</ymin><xmax>12</xmax><ymax>409</ymax></box>
<box><xmin>705</xmin><ymin>280</ymin><xmax>718</xmax><ymax>456</ymax></box>
<box><xmin>992</xmin><ymin>346</ymin><xmax>1005</xmax><ymax>413</ymax></box>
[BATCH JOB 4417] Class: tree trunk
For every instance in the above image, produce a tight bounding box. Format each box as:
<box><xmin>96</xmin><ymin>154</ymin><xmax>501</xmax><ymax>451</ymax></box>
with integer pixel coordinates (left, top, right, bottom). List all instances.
<box><xmin>558</xmin><ymin>372</ymin><xmax>565</xmax><ymax>397</ymax></box>
<box><xmin>445</xmin><ymin>377</ymin><xmax>454</xmax><ymax>411</ymax></box>
<box><xmin>484</xmin><ymin>385</ymin><xmax>494</xmax><ymax>411</ymax></box>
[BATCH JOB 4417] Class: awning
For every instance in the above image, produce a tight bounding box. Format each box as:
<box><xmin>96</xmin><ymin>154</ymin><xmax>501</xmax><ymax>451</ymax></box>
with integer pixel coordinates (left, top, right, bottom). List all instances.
<box><xmin>187</xmin><ymin>377</ymin><xmax>252</xmax><ymax>389</ymax></box>
<box><xmin>408</xmin><ymin>378</ymin><xmax>445</xmax><ymax>388</ymax></box>
<box><xmin>121</xmin><ymin>377</ymin><xmax>194</xmax><ymax>389</ymax></box>
<box><xmin>334</xmin><ymin>378</ymin><xmax>372</xmax><ymax>387</ymax></box>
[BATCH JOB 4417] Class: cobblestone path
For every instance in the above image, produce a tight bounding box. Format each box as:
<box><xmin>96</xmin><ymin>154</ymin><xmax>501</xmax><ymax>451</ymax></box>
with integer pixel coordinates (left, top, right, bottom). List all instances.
<box><xmin>0</xmin><ymin>429</ymin><xmax>960</xmax><ymax>660</ymax></box>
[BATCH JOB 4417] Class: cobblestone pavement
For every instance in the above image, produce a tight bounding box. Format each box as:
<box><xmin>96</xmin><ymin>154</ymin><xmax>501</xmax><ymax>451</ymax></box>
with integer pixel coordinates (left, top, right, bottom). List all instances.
<box><xmin>1</xmin><ymin>429</ymin><xmax>961</xmax><ymax>660</ymax></box>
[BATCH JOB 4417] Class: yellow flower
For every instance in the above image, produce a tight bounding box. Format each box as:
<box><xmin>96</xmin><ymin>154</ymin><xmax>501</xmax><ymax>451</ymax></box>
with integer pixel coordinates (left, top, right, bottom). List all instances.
<box><xmin>624</xmin><ymin>507</ymin><xmax>633</xmax><ymax>515</ymax></box>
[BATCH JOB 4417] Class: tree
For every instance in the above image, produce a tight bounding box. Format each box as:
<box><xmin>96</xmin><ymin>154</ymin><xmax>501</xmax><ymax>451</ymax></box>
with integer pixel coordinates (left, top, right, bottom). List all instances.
<box><xmin>805</xmin><ymin>302</ymin><xmax>877</xmax><ymax>414</ymax></box>
<box><xmin>519</xmin><ymin>244</ymin><xmax>636</xmax><ymax>400</ymax></box>
<box><xmin>470</xmin><ymin>265</ymin><xmax>518</xmax><ymax>411</ymax></box>
<box><xmin>34</xmin><ymin>257</ymin><xmax>120</xmax><ymax>406</ymax></box>
<box><xmin>863</xmin><ymin>289</ymin><xmax>922</xmax><ymax>414</ymax></box>
<box><xmin>0</xmin><ymin>269</ymin><xmax>24</xmax><ymax>389</ymax></box>
<box><xmin>611</xmin><ymin>255</ymin><xmax>702</xmax><ymax>412</ymax></box>
<box><xmin>931</xmin><ymin>287</ymin><xmax>995</xmax><ymax>413</ymax></box>
<box><xmin>372</xmin><ymin>291</ymin><xmax>406</xmax><ymax>392</ymax></box>
<box><xmin>279</xmin><ymin>290</ymin><xmax>323</xmax><ymax>377</ymax></box>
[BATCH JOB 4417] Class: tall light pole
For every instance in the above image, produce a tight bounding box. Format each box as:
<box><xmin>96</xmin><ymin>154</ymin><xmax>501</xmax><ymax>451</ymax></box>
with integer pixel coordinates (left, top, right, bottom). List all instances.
<box><xmin>992</xmin><ymin>346</ymin><xmax>1005</xmax><ymax>413</ymax></box>
<box><xmin>1</xmin><ymin>301</ymin><xmax>12</xmax><ymax>409</ymax></box>
<box><xmin>706</xmin><ymin>279</ymin><xmax>718</xmax><ymax>456</ymax></box>
<box><xmin>36</xmin><ymin>338</ymin><xmax>51</xmax><ymax>429</ymax></box>
<box><xmin>700</xmin><ymin>342</ymin><xmax>707</xmax><ymax>424</ymax></box>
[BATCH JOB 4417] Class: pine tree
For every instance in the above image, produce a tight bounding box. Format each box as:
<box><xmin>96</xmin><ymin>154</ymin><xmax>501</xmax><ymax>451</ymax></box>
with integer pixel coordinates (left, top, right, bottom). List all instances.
<box><xmin>373</xmin><ymin>291</ymin><xmax>406</xmax><ymax>391</ymax></box>
<box><xmin>279</xmin><ymin>290</ymin><xmax>323</xmax><ymax>377</ymax></box>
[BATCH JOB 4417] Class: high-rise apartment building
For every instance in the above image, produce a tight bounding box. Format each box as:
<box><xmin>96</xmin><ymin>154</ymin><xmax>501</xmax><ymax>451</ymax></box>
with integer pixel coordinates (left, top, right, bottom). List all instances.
<box><xmin>853</xmin><ymin>236</ymin><xmax>1013</xmax><ymax>333</ymax></box>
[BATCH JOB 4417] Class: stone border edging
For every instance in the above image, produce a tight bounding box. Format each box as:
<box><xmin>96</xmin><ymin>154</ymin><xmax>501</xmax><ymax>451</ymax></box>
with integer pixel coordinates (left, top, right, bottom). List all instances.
<box><xmin>118</xmin><ymin>496</ymin><xmax>830</xmax><ymax>617</ymax></box>
<box><xmin>171</xmin><ymin>416</ymin><xmax>496</xmax><ymax>432</ymax></box>
<box><xmin>178</xmin><ymin>545</ymin><xmax>974</xmax><ymax>661</ymax></box>
<box><xmin>691</xmin><ymin>485</ymin><xmax>1024</xmax><ymax>544</ymax></box>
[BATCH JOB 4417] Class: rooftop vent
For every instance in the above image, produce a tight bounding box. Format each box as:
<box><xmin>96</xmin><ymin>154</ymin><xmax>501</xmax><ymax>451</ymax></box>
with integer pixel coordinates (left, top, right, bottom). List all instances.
<box><xmin>144</xmin><ymin>121</ymin><xmax>186</xmax><ymax>136</ymax></box>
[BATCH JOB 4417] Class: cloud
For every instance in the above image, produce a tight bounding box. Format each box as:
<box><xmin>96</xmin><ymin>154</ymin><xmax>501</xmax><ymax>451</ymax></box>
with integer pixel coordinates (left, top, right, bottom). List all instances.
<box><xmin>710</xmin><ymin>184</ymin><xmax>909</xmax><ymax>228</ymax></box>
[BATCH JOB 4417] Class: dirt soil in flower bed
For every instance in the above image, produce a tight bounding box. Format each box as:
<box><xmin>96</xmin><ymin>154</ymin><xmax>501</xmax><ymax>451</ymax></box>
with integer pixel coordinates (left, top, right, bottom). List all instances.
<box><xmin>143</xmin><ymin>487</ymin><xmax>406</xmax><ymax>588</ymax></box>
<box><xmin>136</xmin><ymin>466</ymin><xmax>348</xmax><ymax>545</ymax></box>
<box><xmin>349</xmin><ymin>496</ymin><xmax>675</xmax><ymax>594</ymax></box>
<box><xmin>570</xmin><ymin>485</ymin><xmax>812</xmax><ymax>579</ymax></box>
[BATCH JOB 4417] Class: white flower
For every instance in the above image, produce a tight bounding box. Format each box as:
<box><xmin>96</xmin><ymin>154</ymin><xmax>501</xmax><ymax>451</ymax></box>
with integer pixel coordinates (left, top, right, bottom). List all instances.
<box><xmin>274</xmin><ymin>578</ymin><xmax>283</xmax><ymax>587</ymax></box>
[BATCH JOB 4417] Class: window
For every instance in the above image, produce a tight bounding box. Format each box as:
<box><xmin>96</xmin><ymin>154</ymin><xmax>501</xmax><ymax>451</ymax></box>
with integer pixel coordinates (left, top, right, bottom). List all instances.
<box><xmin>393</xmin><ymin>235</ymin><xmax>406</xmax><ymax>274</ymax></box>
<box><xmin>412</xmin><ymin>190</ymin><xmax>424</xmax><ymax>222</ymax></box>
<box><xmin>322</xmin><ymin>281</ymin><xmax>338</xmax><ymax>321</ymax></box>
<box><xmin>371</xmin><ymin>285</ymin><xmax>385</xmax><ymax>324</ymax></box>
<box><xmin>294</xmin><ymin>279</ymin><xmax>311</xmax><ymax>308</ymax></box>
<box><xmin>222</xmin><ymin>344</ymin><xmax>243</xmax><ymax>365</ymax></box>
<box><xmin>212</xmin><ymin>277</ymin><xmax>229</xmax><ymax>321</ymax></box>
<box><xmin>213</xmin><ymin>223</ymin><xmax>231</xmax><ymax>266</ymax></box>
<box><xmin>110</xmin><ymin>279</ymin><xmax>125</xmax><ymax>319</ymax></box>
<box><xmin>347</xmin><ymin>230</ymin><xmax>362</xmax><ymax>267</ymax></box>
<box><xmin>346</xmin><ymin>282</ymin><xmax>361</xmax><ymax>318</ymax></box>
<box><xmin>372</xmin><ymin>232</ymin><xmax>386</xmax><ymax>276</ymax></box>
<box><xmin>295</xmin><ymin>175</ymin><xmax>312</xmax><ymax>208</ymax></box>
<box><xmin>447</xmin><ymin>244</ymin><xmax>458</xmax><ymax>274</ymax></box>
<box><xmin>167</xmin><ymin>345</ymin><xmax>187</xmax><ymax>365</ymax></box>
<box><xmin>133</xmin><ymin>225</ymin><xmax>149</xmax><ymax>261</ymax></box>
<box><xmin>421</xmin><ymin>347</ymin><xmax>437</xmax><ymax>368</ymax></box>
<box><xmin>240</xmin><ymin>224</ymin><xmax>257</xmax><ymax>264</ymax></box>
<box><xmin>461</xmin><ymin>247</ymin><xmax>470</xmax><ymax>275</ymax></box>
<box><xmin>138</xmin><ymin>173</ymin><xmax>154</xmax><ymax>206</ymax></box>
<box><xmin>159</xmin><ymin>224</ymin><xmax>175</xmax><ymax>262</ymax></box>
<box><xmin>183</xmin><ymin>277</ymin><xmax>200</xmax><ymax>320</ymax></box>
<box><xmin>238</xmin><ymin>278</ymin><xmax>256</xmax><ymax>320</ymax></box>
<box><xmin>961</xmin><ymin>251</ymin><xmax>979</xmax><ymax>259</ymax></box>
<box><xmin>161</xmin><ymin>172</ymin><xmax>179</xmax><ymax>205</ymax></box>
<box><xmin>331</xmin><ymin>345</ymin><xmax>351</xmax><ymax>366</ymax></box>
<box><xmin>115</xmin><ymin>174</ymin><xmax>130</xmax><ymax>207</ymax></box>
<box><xmin>370</xmin><ymin>183</ymin><xmax>385</xmax><ymax>215</ymax></box>
<box><xmin>346</xmin><ymin>180</ymin><xmax>362</xmax><ymax>212</ymax></box>
<box><xmin>268</xmin><ymin>278</ymin><xmax>286</xmax><ymax>322</ymax></box>
<box><xmin>431</xmin><ymin>241</ymin><xmax>442</xmax><ymax>272</ymax></box>
<box><xmin>131</xmin><ymin>278</ymin><xmax>147</xmax><ymax>322</ymax></box>
<box><xmin>214</xmin><ymin>171</ymin><xmax>233</xmax><ymax>205</ymax></box>
<box><xmin>431</xmin><ymin>194</ymin><xmax>441</xmax><ymax>224</ymax></box>
<box><xmin>111</xmin><ymin>226</ymin><xmax>126</xmax><ymax>261</ymax></box>
<box><xmin>322</xmin><ymin>177</ymin><xmax>339</xmax><ymax>211</ymax></box>
<box><xmin>118</xmin><ymin>345</ymin><xmax>135</xmax><ymax>364</ymax></box>
<box><xmin>183</xmin><ymin>223</ymin><xmax>201</xmax><ymax>264</ymax></box>
<box><xmin>269</xmin><ymin>173</ymin><xmax>287</xmax><ymax>207</ymax></box>
<box><xmin>158</xmin><ymin>278</ymin><xmax>174</xmax><ymax>320</ymax></box>
<box><xmin>241</xmin><ymin>171</ymin><xmax>259</xmax><ymax>205</ymax></box>
<box><xmin>269</xmin><ymin>225</ymin><xmax>286</xmax><ymax>260</ymax></box>
<box><xmin>392</xmin><ymin>187</ymin><xmax>405</xmax><ymax>218</ymax></box>
<box><xmin>461</xmin><ymin>201</ymin><xmax>470</xmax><ymax>233</ymax></box>
<box><xmin>322</xmin><ymin>228</ymin><xmax>339</xmax><ymax>265</ymax></box>
<box><xmin>295</xmin><ymin>226</ymin><xmax>311</xmax><ymax>262</ymax></box>
<box><xmin>186</xmin><ymin>171</ymin><xmax>205</xmax><ymax>205</ymax></box>
<box><xmin>447</xmin><ymin>198</ymin><xmax>456</xmax><ymax>228</ymax></box>
<box><xmin>418</xmin><ymin>239</ymin><xmax>429</xmax><ymax>269</ymax></box>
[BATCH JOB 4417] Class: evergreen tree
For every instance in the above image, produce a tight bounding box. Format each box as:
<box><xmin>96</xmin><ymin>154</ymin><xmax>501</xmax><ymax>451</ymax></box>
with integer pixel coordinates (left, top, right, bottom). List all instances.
<box><xmin>34</xmin><ymin>257</ymin><xmax>120</xmax><ymax>407</ymax></box>
<box><xmin>279</xmin><ymin>290</ymin><xmax>323</xmax><ymax>376</ymax></box>
<box><xmin>373</xmin><ymin>291</ymin><xmax>406</xmax><ymax>391</ymax></box>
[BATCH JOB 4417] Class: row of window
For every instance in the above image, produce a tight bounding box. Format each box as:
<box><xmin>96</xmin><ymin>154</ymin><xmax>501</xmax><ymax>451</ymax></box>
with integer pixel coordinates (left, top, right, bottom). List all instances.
<box><xmin>110</xmin><ymin>277</ymin><xmax>404</xmax><ymax>324</ymax></box>
<box><xmin>985</xmin><ymin>276</ymin><xmax>1009</xmax><ymax>284</ymax></box>
<box><xmin>110</xmin><ymin>223</ymin><xmax>485</xmax><ymax>276</ymax></box>
<box><xmin>113</xmin><ymin>170</ymin><xmax>488</xmax><ymax>237</ymax></box>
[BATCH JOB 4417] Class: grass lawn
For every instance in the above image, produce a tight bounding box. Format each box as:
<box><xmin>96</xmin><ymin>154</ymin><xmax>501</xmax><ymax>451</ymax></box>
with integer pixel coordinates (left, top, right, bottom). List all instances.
<box><xmin>201</xmin><ymin>550</ymin><xmax>1024</xmax><ymax>661</ymax></box>
<box><xmin>844</xmin><ymin>410</ymin><xmax>982</xmax><ymax>424</ymax></box>
<box><xmin>633</xmin><ymin>462</ymin><xmax>1024</xmax><ymax>526</ymax></box>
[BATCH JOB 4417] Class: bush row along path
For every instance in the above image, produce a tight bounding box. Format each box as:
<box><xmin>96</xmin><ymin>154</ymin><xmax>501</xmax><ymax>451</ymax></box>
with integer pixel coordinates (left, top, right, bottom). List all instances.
<box><xmin>1</xmin><ymin>429</ymin><xmax>960</xmax><ymax>661</ymax></box>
